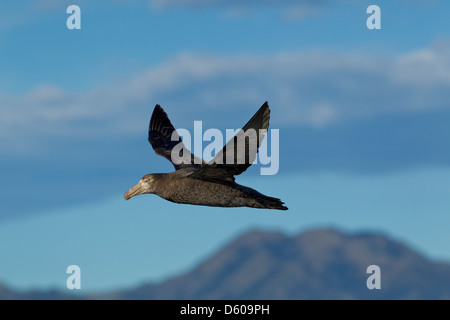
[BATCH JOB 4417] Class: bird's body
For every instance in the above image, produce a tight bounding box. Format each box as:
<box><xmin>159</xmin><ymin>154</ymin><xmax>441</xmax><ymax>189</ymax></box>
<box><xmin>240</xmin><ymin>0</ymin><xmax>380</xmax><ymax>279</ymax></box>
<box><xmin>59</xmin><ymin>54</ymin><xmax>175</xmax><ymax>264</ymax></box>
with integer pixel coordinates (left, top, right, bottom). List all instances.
<box><xmin>143</xmin><ymin>171</ymin><xmax>285</xmax><ymax>209</ymax></box>
<box><xmin>124</xmin><ymin>102</ymin><xmax>288</xmax><ymax>211</ymax></box>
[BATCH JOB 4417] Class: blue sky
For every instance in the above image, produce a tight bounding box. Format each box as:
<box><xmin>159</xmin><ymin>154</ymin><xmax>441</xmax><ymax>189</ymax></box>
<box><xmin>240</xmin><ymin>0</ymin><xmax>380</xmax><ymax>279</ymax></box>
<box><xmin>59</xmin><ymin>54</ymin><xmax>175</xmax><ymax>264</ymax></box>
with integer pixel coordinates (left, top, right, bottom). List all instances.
<box><xmin>1</xmin><ymin>0</ymin><xmax>450</xmax><ymax>292</ymax></box>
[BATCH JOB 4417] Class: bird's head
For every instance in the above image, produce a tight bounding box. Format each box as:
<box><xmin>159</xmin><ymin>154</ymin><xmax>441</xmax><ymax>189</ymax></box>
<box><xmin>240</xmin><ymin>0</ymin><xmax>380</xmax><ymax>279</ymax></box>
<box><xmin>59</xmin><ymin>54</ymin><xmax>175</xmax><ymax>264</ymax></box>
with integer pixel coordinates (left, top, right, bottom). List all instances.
<box><xmin>124</xmin><ymin>174</ymin><xmax>156</xmax><ymax>200</ymax></box>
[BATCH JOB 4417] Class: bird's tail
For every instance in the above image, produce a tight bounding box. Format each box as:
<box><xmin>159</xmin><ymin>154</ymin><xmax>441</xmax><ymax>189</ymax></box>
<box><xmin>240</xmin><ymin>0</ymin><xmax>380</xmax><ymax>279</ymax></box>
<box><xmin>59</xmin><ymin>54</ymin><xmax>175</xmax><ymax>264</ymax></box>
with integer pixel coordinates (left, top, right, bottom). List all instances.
<box><xmin>257</xmin><ymin>195</ymin><xmax>288</xmax><ymax>211</ymax></box>
<box><xmin>236</xmin><ymin>184</ymin><xmax>288</xmax><ymax>211</ymax></box>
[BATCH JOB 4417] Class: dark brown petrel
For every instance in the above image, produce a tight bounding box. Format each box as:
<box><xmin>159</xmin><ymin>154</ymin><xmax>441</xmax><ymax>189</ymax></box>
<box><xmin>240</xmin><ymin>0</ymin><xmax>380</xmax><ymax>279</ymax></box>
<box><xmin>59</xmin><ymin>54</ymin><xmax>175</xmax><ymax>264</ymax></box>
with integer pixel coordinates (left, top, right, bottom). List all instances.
<box><xmin>124</xmin><ymin>102</ymin><xmax>288</xmax><ymax>210</ymax></box>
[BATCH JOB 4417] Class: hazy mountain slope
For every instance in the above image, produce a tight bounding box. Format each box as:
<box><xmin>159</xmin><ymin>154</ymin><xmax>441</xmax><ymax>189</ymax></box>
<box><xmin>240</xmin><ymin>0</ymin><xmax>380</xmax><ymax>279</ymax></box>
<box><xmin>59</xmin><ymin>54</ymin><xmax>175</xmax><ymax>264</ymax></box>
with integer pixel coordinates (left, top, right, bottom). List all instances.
<box><xmin>110</xmin><ymin>229</ymin><xmax>450</xmax><ymax>300</ymax></box>
<box><xmin>2</xmin><ymin>228</ymin><xmax>450</xmax><ymax>299</ymax></box>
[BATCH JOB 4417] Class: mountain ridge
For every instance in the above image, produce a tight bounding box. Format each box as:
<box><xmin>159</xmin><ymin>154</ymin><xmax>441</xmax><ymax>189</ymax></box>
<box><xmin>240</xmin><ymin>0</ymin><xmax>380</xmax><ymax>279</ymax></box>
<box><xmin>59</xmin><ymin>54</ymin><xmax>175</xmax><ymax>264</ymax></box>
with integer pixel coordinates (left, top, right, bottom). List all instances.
<box><xmin>2</xmin><ymin>228</ymin><xmax>450</xmax><ymax>300</ymax></box>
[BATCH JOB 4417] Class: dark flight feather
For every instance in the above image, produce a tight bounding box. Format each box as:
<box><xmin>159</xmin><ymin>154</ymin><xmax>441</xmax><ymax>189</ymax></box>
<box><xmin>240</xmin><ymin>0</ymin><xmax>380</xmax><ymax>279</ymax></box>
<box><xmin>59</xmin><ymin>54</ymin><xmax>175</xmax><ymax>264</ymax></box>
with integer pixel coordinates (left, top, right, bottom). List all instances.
<box><xmin>148</xmin><ymin>105</ymin><xmax>205</xmax><ymax>170</ymax></box>
<box><xmin>188</xmin><ymin>101</ymin><xmax>270</xmax><ymax>183</ymax></box>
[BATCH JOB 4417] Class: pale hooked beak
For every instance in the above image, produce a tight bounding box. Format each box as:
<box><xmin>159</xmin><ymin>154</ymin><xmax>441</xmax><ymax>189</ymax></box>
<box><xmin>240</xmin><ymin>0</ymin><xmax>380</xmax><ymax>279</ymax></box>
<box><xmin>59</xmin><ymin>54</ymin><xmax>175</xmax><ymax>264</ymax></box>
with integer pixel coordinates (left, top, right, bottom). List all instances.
<box><xmin>124</xmin><ymin>183</ymin><xmax>143</xmax><ymax>200</ymax></box>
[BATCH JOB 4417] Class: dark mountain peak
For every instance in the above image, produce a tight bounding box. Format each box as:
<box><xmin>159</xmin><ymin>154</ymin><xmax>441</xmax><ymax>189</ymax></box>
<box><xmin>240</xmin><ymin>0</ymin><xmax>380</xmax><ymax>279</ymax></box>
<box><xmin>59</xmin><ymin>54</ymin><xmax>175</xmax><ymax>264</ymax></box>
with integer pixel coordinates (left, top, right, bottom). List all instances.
<box><xmin>234</xmin><ymin>229</ymin><xmax>287</xmax><ymax>243</ymax></box>
<box><xmin>113</xmin><ymin>228</ymin><xmax>450</xmax><ymax>300</ymax></box>
<box><xmin>295</xmin><ymin>228</ymin><xmax>426</xmax><ymax>267</ymax></box>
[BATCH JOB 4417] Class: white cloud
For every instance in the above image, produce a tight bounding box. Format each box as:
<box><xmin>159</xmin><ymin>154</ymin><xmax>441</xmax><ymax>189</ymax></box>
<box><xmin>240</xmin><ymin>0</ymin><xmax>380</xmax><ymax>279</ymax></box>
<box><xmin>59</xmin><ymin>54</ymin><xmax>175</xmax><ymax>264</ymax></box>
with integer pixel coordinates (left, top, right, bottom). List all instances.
<box><xmin>151</xmin><ymin>0</ymin><xmax>324</xmax><ymax>9</ymax></box>
<box><xmin>282</xmin><ymin>4</ymin><xmax>323</xmax><ymax>21</ymax></box>
<box><xmin>1</xmin><ymin>42</ymin><xmax>450</xmax><ymax>156</ymax></box>
<box><xmin>392</xmin><ymin>42</ymin><xmax>450</xmax><ymax>87</ymax></box>
<box><xmin>308</xmin><ymin>103</ymin><xmax>337</xmax><ymax>128</ymax></box>
<box><xmin>150</xmin><ymin>0</ymin><xmax>328</xmax><ymax>20</ymax></box>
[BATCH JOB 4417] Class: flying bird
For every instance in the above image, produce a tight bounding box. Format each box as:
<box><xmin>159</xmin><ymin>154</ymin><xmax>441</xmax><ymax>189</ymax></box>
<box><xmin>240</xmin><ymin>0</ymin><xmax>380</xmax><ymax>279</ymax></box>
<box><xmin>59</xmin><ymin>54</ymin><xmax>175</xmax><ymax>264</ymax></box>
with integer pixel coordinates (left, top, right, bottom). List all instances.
<box><xmin>124</xmin><ymin>102</ymin><xmax>288</xmax><ymax>210</ymax></box>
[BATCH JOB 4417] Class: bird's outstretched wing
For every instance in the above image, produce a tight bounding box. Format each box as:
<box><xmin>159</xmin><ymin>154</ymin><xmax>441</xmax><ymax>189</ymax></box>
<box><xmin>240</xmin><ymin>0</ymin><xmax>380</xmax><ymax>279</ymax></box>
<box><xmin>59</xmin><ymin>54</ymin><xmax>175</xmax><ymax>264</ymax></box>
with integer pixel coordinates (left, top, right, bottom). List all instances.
<box><xmin>188</xmin><ymin>102</ymin><xmax>270</xmax><ymax>183</ymax></box>
<box><xmin>148</xmin><ymin>105</ymin><xmax>205</xmax><ymax>170</ymax></box>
